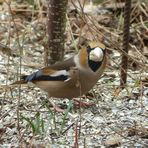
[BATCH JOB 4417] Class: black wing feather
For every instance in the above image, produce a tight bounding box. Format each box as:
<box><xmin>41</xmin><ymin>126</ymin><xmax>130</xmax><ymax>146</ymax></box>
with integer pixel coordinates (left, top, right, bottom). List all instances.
<box><xmin>22</xmin><ymin>70</ymin><xmax>68</xmax><ymax>82</ymax></box>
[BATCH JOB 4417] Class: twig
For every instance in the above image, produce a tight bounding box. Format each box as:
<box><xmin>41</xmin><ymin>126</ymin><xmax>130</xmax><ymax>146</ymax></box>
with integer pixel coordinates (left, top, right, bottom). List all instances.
<box><xmin>120</xmin><ymin>0</ymin><xmax>131</xmax><ymax>88</ymax></box>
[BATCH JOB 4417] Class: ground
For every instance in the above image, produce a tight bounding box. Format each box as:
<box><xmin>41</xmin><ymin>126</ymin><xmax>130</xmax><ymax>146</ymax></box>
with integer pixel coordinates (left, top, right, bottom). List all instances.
<box><xmin>0</xmin><ymin>0</ymin><xmax>148</xmax><ymax>147</ymax></box>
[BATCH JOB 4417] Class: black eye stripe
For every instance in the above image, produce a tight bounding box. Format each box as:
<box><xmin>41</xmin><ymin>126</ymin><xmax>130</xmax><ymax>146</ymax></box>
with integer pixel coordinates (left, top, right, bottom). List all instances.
<box><xmin>87</xmin><ymin>46</ymin><xmax>95</xmax><ymax>53</ymax></box>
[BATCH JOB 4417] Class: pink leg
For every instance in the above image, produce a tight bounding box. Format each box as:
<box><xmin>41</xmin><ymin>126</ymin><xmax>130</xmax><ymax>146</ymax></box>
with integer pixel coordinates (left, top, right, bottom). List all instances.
<box><xmin>73</xmin><ymin>98</ymin><xmax>95</xmax><ymax>108</ymax></box>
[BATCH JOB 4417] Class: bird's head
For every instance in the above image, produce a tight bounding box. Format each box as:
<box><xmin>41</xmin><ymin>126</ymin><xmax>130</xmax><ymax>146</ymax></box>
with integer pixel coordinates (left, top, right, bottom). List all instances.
<box><xmin>75</xmin><ymin>41</ymin><xmax>106</xmax><ymax>72</ymax></box>
<box><xmin>87</xmin><ymin>41</ymin><xmax>106</xmax><ymax>72</ymax></box>
<box><xmin>87</xmin><ymin>41</ymin><xmax>106</xmax><ymax>62</ymax></box>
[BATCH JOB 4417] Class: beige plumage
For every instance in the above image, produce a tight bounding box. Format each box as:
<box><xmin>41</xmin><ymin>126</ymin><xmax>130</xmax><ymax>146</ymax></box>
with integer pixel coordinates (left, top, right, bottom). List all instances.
<box><xmin>13</xmin><ymin>41</ymin><xmax>107</xmax><ymax>99</ymax></box>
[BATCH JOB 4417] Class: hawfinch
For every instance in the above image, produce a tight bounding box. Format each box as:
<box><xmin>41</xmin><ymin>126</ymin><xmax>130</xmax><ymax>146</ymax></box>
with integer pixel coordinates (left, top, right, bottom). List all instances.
<box><xmin>13</xmin><ymin>41</ymin><xmax>107</xmax><ymax>99</ymax></box>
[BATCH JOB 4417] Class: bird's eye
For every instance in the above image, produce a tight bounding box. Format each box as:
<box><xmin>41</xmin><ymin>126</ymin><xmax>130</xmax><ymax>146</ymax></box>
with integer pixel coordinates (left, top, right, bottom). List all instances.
<box><xmin>87</xmin><ymin>45</ymin><xmax>91</xmax><ymax>49</ymax></box>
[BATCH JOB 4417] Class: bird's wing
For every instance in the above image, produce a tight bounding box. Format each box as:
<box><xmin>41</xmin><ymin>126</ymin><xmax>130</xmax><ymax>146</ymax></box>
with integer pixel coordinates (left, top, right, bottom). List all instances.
<box><xmin>22</xmin><ymin>57</ymin><xmax>76</xmax><ymax>82</ymax></box>
<box><xmin>49</xmin><ymin>57</ymin><xmax>75</xmax><ymax>70</ymax></box>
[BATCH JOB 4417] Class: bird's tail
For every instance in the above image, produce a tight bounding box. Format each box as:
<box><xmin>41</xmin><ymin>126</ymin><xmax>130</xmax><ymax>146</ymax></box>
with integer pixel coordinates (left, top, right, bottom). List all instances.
<box><xmin>11</xmin><ymin>75</ymin><xmax>28</xmax><ymax>85</ymax></box>
<box><xmin>0</xmin><ymin>76</ymin><xmax>28</xmax><ymax>91</ymax></box>
<box><xmin>11</xmin><ymin>80</ymin><xmax>27</xmax><ymax>85</ymax></box>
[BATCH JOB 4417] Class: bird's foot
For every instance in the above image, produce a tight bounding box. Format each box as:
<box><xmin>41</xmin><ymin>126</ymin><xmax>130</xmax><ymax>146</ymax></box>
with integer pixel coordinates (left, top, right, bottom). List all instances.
<box><xmin>51</xmin><ymin>105</ymin><xmax>65</xmax><ymax>112</ymax></box>
<box><xmin>49</xmin><ymin>99</ymin><xmax>95</xmax><ymax>112</ymax></box>
<box><xmin>73</xmin><ymin>98</ymin><xmax>95</xmax><ymax>108</ymax></box>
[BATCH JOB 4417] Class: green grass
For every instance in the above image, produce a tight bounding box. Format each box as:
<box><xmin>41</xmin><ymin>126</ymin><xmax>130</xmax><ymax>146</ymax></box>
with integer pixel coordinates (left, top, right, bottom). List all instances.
<box><xmin>21</xmin><ymin>112</ymin><xmax>45</xmax><ymax>135</ymax></box>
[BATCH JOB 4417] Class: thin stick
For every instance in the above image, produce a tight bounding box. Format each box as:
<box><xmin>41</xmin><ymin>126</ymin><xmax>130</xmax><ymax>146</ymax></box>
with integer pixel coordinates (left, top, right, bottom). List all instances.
<box><xmin>120</xmin><ymin>0</ymin><xmax>132</xmax><ymax>88</ymax></box>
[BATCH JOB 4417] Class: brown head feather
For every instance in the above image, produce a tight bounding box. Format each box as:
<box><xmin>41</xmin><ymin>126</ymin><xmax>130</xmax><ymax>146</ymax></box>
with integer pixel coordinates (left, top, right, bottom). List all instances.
<box><xmin>88</xmin><ymin>41</ymin><xmax>105</xmax><ymax>50</ymax></box>
<box><xmin>79</xmin><ymin>47</ymin><xmax>88</xmax><ymax>68</ymax></box>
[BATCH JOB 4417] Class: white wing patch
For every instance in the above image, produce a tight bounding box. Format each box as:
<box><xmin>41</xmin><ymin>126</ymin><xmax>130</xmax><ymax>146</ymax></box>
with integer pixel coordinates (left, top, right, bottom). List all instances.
<box><xmin>64</xmin><ymin>77</ymin><xmax>71</xmax><ymax>82</ymax></box>
<box><xmin>50</xmin><ymin>70</ymin><xmax>69</xmax><ymax>77</ymax></box>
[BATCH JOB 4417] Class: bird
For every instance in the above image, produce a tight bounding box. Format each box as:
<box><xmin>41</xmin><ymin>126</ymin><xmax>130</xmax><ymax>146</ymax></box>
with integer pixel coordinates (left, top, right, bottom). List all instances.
<box><xmin>12</xmin><ymin>41</ymin><xmax>107</xmax><ymax>110</ymax></box>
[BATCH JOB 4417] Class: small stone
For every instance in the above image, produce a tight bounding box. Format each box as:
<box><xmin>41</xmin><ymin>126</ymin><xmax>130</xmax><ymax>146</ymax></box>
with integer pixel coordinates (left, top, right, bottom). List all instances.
<box><xmin>104</xmin><ymin>135</ymin><xmax>122</xmax><ymax>147</ymax></box>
